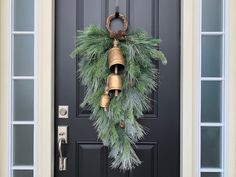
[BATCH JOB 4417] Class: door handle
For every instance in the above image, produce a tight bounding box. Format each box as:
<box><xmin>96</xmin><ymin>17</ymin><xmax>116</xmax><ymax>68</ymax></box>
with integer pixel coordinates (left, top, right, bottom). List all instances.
<box><xmin>58</xmin><ymin>138</ymin><xmax>67</xmax><ymax>171</ymax></box>
<box><xmin>58</xmin><ymin>126</ymin><xmax>68</xmax><ymax>171</ymax></box>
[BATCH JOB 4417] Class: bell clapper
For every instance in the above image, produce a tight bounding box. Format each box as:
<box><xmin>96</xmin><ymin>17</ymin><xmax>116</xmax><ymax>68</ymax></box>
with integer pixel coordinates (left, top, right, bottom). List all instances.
<box><xmin>115</xmin><ymin>89</ymin><xmax>119</xmax><ymax>97</ymax></box>
<box><xmin>119</xmin><ymin>120</ymin><xmax>125</xmax><ymax>129</ymax></box>
<box><xmin>114</xmin><ymin>64</ymin><xmax>118</xmax><ymax>74</ymax></box>
<box><xmin>114</xmin><ymin>65</ymin><xmax>119</xmax><ymax>96</ymax></box>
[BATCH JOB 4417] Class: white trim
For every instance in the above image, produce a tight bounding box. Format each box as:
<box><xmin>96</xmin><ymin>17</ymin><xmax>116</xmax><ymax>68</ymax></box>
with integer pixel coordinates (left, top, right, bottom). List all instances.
<box><xmin>200</xmin><ymin>168</ymin><xmax>223</xmax><ymax>173</ymax></box>
<box><xmin>196</xmin><ymin>0</ymin><xmax>202</xmax><ymax>176</ymax></box>
<box><xmin>223</xmin><ymin>0</ymin><xmax>229</xmax><ymax>177</ymax></box>
<box><xmin>9</xmin><ymin>0</ymin><xmax>13</xmax><ymax>173</ymax></box>
<box><xmin>201</xmin><ymin>77</ymin><xmax>223</xmax><ymax>81</ymax></box>
<box><xmin>12</xmin><ymin>31</ymin><xmax>35</xmax><ymax>35</ymax></box>
<box><xmin>12</xmin><ymin>166</ymin><xmax>34</xmax><ymax>170</ymax></box>
<box><xmin>227</xmin><ymin>1</ymin><xmax>236</xmax><ymax>176</ymax></box>
<box><xmin>221</xmin><ymin>0</ymin><xmax>226</xmax><ymax>168</ymax></box>
<box><xmin>12</xmin><ymin>76</ymin><xmax>35</xmax><ymax>80</ymax></box>
<box><xmin>200</xmin><ymin>123</ymin><xmax>224</xmax><ymax>127</ymax></box>
<box><xmin>181</xmin><ymin>0</ymin><xmax>199</xmax><ymax>176</ymax></box>
<box><xmin>34</xmin><ymin>0</ymin><xmax>38</xmax><ymax>176</ymax></box>
<box><xmin>8</xmin><ymin>0</ymin><xmax>12</xmax><ymax>176</ymax></box>
<box><xmin>37</xmin><ymin>0</ymin><xmax>55</xmax><ymax>176</ymax></box>
<box><xmin>201</xmin><ymin>32</ymin><xmax>224</xmax><ymax>35</ymax></box>
<box><xmin>12</xmin><ymin>121</ymin><xmax>35</xmax><ymax>125</ymax></box>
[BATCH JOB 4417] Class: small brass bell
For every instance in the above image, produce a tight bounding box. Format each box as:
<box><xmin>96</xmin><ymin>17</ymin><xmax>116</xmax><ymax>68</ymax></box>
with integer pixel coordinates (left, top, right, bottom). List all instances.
<box><xmin>108</xmin><ymin>73</ymin><xmax>122</xmax><ymax>96</ymax></box>
<box><xmin>108</xmin><ymin>39</ymin><xmax>125</xmax><ymax>73</ymax></box>
<box><xmin>119</xmin><ymin>120</ymin><xmax>125</xmax><ymax>129</ymax></box>
<box><xmin>100</xmin><ymin>90</ymin><xmax>110</xmax><ymax>111</ymax></box>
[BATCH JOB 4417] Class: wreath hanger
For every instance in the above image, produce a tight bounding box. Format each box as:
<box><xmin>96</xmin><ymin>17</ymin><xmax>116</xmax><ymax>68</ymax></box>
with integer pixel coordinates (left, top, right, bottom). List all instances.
<box><xmin>105</xmin><ymin>7</ymin><xmax>128</xmax><ymax>40</ymax></box>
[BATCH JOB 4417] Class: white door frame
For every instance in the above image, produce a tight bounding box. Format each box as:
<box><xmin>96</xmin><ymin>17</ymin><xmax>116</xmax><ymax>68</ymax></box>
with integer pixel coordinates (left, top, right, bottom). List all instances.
<box><xmin>1</xmin><ymin>0</ymin><xmax>236</xmax><ymax>177</ymax></box>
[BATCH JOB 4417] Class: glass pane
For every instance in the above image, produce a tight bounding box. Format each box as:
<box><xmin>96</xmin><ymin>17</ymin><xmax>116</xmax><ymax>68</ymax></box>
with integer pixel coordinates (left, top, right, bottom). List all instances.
<box><xmin>13</xmin><ymin>170</ymin><xmax>33</xmax><ymax>177</ymax></box>
<box><xmin>14</xmin><ymin>80</ymin><xmax>34</xmax><ymax>121</ymax></box>
<box><xmin>14</xmin><ymin>35</ymin><xmax>34</xmax><ymax>76</ymax></box>
<box><xmin>201</xmin><ymin>127</ymin><xmax>222</xmax><ymax>168</ymax></box>
<box><xmin>13</xmin><ymin>125</ymin><xmax>34</xmax><ymax>165</ymax></box>
<box><xmin>201</xmin><ymin>36</ymin><xmax>222</xmax><ymax>77</ymax></box>
<box><xmin>14</xmin><ymin>0</ymin><xmax>34</xmax><ymax>31</ymax></box>
<box><xmin>202</xmin><ymin>0</ymin><xmax>223</xmax><ymax>31</ymax></box>
<box><xmin>201</xmin><ymin>81</ymin><xmax>222</xmax><ymax>122</ymax></box>
<box><xmin>201</xmin><ymin>172</ymin><xmax>221</xmax><ymax>177</ymax></box>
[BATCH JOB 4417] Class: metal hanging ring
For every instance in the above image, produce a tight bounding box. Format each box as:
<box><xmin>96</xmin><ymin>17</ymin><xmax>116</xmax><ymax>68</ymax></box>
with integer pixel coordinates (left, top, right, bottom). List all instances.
<box><xmin>105</xmin><ymin>13</ymin><xmax>128</xmax><ymax>40</ymax></box>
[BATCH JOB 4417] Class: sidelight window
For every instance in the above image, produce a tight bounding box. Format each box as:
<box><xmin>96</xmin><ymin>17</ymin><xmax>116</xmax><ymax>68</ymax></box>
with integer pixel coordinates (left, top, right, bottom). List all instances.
<box><xmin>198</xmin><ymin>0</ymin><xmax>227</xmax><ymax>177</ymax></box>
<box><xmin>9</xmin><ymin>0</ymin><xmax>37</xmax><ymax>177</ymax></box>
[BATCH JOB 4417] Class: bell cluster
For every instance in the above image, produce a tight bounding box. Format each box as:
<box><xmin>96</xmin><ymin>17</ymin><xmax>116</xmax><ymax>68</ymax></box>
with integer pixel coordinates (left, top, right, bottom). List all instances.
<box><xmin>99</xmin><ymin>39</ymin><xmax>125</xmax><ymax>128</ymax></box>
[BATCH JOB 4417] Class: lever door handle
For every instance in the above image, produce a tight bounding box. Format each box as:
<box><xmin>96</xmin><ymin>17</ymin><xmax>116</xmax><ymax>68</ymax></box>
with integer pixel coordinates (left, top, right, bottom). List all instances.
<box><xmin>58</xmin><ymin>138</ymin><xmax>67</xmax><ymax>171</ymax></box>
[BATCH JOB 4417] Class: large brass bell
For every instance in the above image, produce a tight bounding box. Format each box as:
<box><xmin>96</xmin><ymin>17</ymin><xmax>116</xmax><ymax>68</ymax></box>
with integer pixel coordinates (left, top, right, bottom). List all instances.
<box><xmin>108</xmin><ymin>39</ymin><xmax>125</xmax><ymax>73</ymax></box>
<box><xmin>107</xmin><ymin>73</ymin><xmax>122</xmax><ymax>96</ymax></box>
<box><xmin>100</xmin><ymin>89</ymin><xmax>110</xmax><ymax>111</ymax></box>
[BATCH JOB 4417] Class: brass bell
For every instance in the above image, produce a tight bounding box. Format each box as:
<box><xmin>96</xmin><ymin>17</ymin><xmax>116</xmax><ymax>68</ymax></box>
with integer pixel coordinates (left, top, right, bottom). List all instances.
<box><xmin>107</xmin><ymin>73</ymin><xmax>122</xmax><ymax>96</ymax></box>
<box><xmin>100</xmin><ymin>90</ymin><xmax>110</xmax><ymax>111</ymax></box>
<box><xmin>108</xmin><ymin>39</ymin><xmax>125</xmax><ymax>73</ymax></box>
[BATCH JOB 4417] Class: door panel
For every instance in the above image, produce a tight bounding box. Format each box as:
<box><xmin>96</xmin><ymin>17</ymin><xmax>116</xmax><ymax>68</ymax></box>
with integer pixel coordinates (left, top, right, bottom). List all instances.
<box><xmin>77</xmin><ymin>143</ymin><xmax>107</xmax><ymax>177</ymax></box>
<box><xmin>75</xmin><ymin>142</ymin><xmax>158</xmax><ymax>177</ymax></box>
<box><xmin>55</xmin><ymin>0</ymin><xmax>180</xmax><ymax>177</ymax></box>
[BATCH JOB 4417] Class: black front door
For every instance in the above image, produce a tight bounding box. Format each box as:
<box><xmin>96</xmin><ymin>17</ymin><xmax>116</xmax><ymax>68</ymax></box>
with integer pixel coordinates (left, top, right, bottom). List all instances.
<box><xmin>55</xmin><ymin>0</ymin><xmax>180</xmax><ymax>177</ymax></box>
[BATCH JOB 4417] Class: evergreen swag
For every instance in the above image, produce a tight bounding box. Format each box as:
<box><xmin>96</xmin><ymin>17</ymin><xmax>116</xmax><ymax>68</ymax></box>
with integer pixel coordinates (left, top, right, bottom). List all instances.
<box><xmin>70</xmin><ymin>25</ymin><xmax>167</xmax><ymax>171</ymax></box>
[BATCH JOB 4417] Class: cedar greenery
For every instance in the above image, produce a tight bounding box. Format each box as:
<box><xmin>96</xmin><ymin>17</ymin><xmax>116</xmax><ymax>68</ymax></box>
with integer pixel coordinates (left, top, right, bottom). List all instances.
<box><xmin>70</xmin><ymin>25</ymin><xmax>167</xmax><ymax>171</ymax></box>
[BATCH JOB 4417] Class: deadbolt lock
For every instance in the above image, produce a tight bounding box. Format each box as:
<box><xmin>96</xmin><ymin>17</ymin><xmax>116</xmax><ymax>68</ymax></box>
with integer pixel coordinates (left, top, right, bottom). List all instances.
<box><xmin>58</xmin><ymin>105</ymin><xmax>69</xmax><ymax>118</ymax></box>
